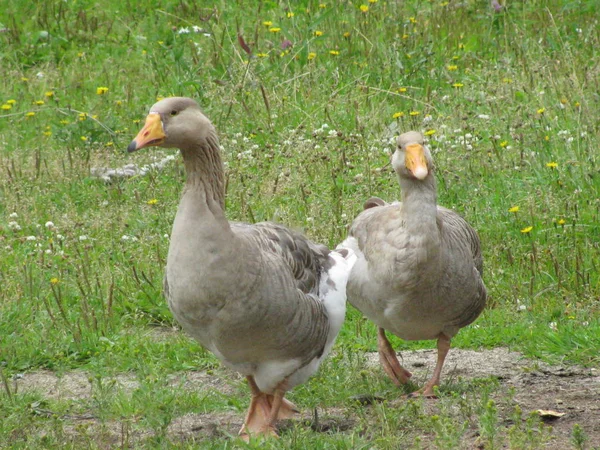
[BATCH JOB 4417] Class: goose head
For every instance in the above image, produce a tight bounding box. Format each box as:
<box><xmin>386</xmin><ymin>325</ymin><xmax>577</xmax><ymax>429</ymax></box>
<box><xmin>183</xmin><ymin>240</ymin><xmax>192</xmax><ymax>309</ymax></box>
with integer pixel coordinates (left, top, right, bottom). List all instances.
<box><xmin>391</xmin><ymin>131</ymin><xmax>432</xmax><ymax>181</ymax></box>
<box><xmin>128</xmin><ymin>97</ymin><xmax>213</xmax><ymax>152</ymax></box>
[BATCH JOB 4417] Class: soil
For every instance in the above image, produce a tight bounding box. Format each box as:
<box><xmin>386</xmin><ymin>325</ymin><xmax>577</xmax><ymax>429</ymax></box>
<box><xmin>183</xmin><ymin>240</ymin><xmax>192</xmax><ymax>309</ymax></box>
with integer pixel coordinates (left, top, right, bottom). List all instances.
<box><xmin>13</xmin><ymin>348</ymin><xmax>600</xmax><ymax>448</ymax></box>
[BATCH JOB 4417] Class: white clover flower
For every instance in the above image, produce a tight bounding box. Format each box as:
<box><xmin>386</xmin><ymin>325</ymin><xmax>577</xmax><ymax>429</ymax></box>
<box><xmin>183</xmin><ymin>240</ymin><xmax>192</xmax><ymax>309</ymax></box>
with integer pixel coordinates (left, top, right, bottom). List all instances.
<box><xmin>422</xmin><ymin>115</ymin><xmax>433</xmax><ymax>124</ymax></box>
<box><xmin>163</xmin><ymin>234</ymin><xmax>169</xmax><ymax>239</ymax></box>
<box><xmin>518</xmin><ymin>304</ymin><xmax>527</xmax><ymax>311</ymax></box>
<box><xmin>79</xmin><ymin>235</ymin><xmax>88</xmax><ymax>241</ymax></box>
<box><xmin>465</xmin><ymin>133</ymin><xmax>473</xmax><ymax>139</ymax></box>
<box><xmin>56</xmin><ymin>234</ymin><xmax>64</xmax><ymax>240</ymax></box>
<box><xmin>327</xmin><ymin>129</ymin><xmax>338</xmax><ymax>137</ymax></box>
<box><xmin>131</xmin><ymin>236</ymin><xmax>139</xmax><ymax>242</ymax></box>
<box><xmin>26</xmin><ymin>236</ymin><xmax>37</xmax><ymax>241</ymax></box>
<box><xmin>45</xmin><ymin>249</ymin><xmax>52</xmax><ymax>254</ymax></box>
<box><xmin>9</xmin><ymin>212</ymin><xmax>18</xmax><ymax>219</ymax></box>
<box><xmin>45</xmin><ymin>221</ymin><xmax>55</xmax><ymax>229</ymax></box>
<box><xmin>549</xmin><ymin>322</ymin><xmax>558</xmax><ymax>331</ymax></box>
<box><xmin>477</xmin><ymin>114</ymin><xmax>490</xmax><ymax>120</ymax></box>
<box><xmin>566</xmin><ymin>137</ymin><xmax>574</xmax><ymax>143</ymax></box>
<box><xmin>8</xmin><ymin>221</ymin><xmax>21</xmax><ymax>231</ymax></box>
<box><xmin>192</xmin><ymin>25</ymin><xmax>202</xmax><ymax>33</ymax></box>
<box><xmin>178</xmin><ymin>27</ymin><xmax>190</xmax><ymax>34</ymax></box>
<box><xmin>121</xmin><ymin>235</ymin><xmax>130</xmax><ymax>241</ymax></box>
<box><xmin>306</xmin><ymin>217</ymin><xmax>314</xmax><ymax>222</ymax></box>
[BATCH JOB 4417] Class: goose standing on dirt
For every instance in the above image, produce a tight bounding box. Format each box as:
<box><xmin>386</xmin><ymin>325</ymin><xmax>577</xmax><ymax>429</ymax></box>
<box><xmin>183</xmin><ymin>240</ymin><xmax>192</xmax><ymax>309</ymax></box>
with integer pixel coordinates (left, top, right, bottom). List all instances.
<box><xmin>339</xmin><ymin>131</ymin><xmax>486</xmax><ymax>397</ymax></box>
<box><xmin>128</xmin><ymin>97</ymin><xmax>356</xmax><ymax>438</ymax></box>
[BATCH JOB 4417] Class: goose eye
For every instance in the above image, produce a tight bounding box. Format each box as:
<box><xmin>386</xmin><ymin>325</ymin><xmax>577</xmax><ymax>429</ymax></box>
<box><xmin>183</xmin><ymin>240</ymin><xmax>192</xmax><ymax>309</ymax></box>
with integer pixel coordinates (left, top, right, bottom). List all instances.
<box><xmin>170</xmin><ymin>110</ymin><xmax>178</xmax><ymax>116</ymax></box>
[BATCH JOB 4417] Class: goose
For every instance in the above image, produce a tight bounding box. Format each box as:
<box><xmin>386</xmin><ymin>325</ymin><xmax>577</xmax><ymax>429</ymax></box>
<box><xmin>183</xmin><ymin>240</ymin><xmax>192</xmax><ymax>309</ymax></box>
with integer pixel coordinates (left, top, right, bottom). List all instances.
<box><xmin>339</xmin><ymin>131</ymin><xmax>486</xmax><ymax>397</ymax></box>
<box><xmin>128</xmin><ymin>97</ymin><xmax>356</xmax><ymax>438</ymax></box>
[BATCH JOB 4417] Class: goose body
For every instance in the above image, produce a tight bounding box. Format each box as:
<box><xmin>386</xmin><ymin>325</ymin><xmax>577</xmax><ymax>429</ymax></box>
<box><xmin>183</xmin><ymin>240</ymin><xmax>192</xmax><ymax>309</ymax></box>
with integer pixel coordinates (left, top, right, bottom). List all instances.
<box><xmin>129</xmin><ymin>97</ymin><xmax>355</xmax><ymax>437</ymax></box>
<box><xmin>339</xmin><ymin>131</ymin><xmax>486</xmax><ymax>396</ymax></box>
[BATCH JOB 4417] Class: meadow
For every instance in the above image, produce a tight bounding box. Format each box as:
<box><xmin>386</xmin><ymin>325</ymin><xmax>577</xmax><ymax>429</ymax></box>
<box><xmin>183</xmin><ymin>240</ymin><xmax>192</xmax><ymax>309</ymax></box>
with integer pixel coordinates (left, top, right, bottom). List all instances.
<box><xmin>0</xmin><ymin>0</ymin><xmax>599</xmax><ymax>448</ymax></box>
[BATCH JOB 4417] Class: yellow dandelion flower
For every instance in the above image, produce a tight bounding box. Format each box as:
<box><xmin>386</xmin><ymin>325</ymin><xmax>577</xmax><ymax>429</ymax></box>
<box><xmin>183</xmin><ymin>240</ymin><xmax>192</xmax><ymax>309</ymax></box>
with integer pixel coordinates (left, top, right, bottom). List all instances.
<box><xmin>409</xmin><ymin>111</ymin><xmax>420</xmax><ymax>116</ymax></box>
<box><xmin>142</xmin><ymin>50</ymin><xmax>147</xmax><ymax>55</ymax></box>
<box><xmin>452</xmin><ymin>55</ymin><xmax>459</xmax><ymax>60</ymax></box>
<box><xmin>45</xmin><ymin>91</ymin><xmax>54</xmax><ymax>98</ymax></box>
<box><xmin>21</xmin><ymin>77</ymin><xmax>29</xmax><ymax>82</ymax></box>
<box><xmin>60</xmin><ymin>120</ymin><xmax>69</xmax><ymax>125</ymax></box>
<box><xmin>269</xmin><ymin>27</ymin><xmax>281</xmax><ymax>33</ymax></box>
<box><xmin>156</xmin><ymin>96</ymin><xmax>164</xmax><ymax>101</ymax></box>
<box><xmin>116</xmin><ymin>100</ymin><xmax>123</xmax><ymax>106</ymax></box>
<box><xmin>499</xmin><ymin>140</ymin><xmax>508</xmax><ymax>148</ymax></box>
<box><xmin>560</xmin><ymin>97</ymin><xmax>568</xmax><ymax>104</ymax></box>
<box><xmin>50</xmin><ymin>277</ymin><xmax>60</xmax><ymax>285</ymax></box>
<box><xmin>343</xmin><ymin>31</ymin><xmax>351</xmax><ymax>38</ymax></box>
<box><xmin>441</xmin><ymin>1</ymin><xmax>449</xmax><ymax>5</ymax></box>
<box><xmin>359</xmin><ymin>5</ymin><xmax>369</xmax><ymax>12</ymax></box>
<box><xmin>402</xmin><ymin>34</ymin><xmax>409</xmax><ymax>39</ymax></box>
<box><xmin>77</xmin><ymin>52</ymin><xmax>84</xmax><ymax>57</ymax></box>
<box><xmin>424</xmin><ymin>129</ymin><xmax>436</xmax><ymax>136</ymax></box>
<box><xmin>106</xmin><ymin>142</ymin><xmax>114</xmax><ymax>147</ymax></box>
<box><xmin>409</xmin><ymin>17</ymin><xmax>417</xmax><ymax>23</ymax></box>
<box><xmin>133</xmin><ymin>119</ymin><xmax>141</xmax><ymax>124</ymax></box>
<box><xmin>319</xmin><ymin>4</ymin><xmax>326</xmax><ymax>8</ymax></box>
<box><xmin>287</xmin><ymin>12</ymin><xmax>294</xmax><ymax>18</ymax></box>
<box><xmin>574</xmin><ymin>101</ymin><xmax>580</xmax><ymax>107</ymax></box>
<box><xmin>158</xmin><ymin>40</ymin><xmax>164</xmax><ymax>45</ymax></box>
<box><xmin>147</xmin><ymin>198</ymin><xmax>158</xmax><ymax>205</ymax></box>
<box><xmin>7</xmin><ymin>99</ymin><xmax>16</xmax><ymax>105</ymax></box>
<box><xmin>96</xmin><ymin>86</ymin><xmax>109</xmax><ymax>95</ymax></box>
<box><xmin>78</xmin><ymin>112</ymin><xmax>87</xmax><ymax>121</ymax></box>
<box><xmin>314</xmin><ymin>30</ymin><xmax>323</xmax><ymax>37</ymax></box>
<box><xmin>26</xmin><ymin>112</ymin><xmax>35</xmax><ymax>117</ymax></box>
<box><xmin>502</xmin><ymin>77</ymin><xmax>513</xmax><ymax>83</ymax></box>
<box><xmin>257</xmin><ymin>52</ymin><xmax>268</xmax><ymax>58</ymax></box>
<box><xmin>546</xmin><ymin>161</ymin><xmax>558</xmax><ymax>168</ymax></box>
<box><xmin>452</xmin><ymin>82</ymin><xmax>464</xmax><ymax>88</ymax></box>
<box><xmin>447</xmin><ymin>65</ymin><xmax>458</xmax><ymax>71</ymax></box>
<box><xmin>557</xmin><ymin>218</ymin><xmax>566</xmax><ymax>225</ymax></box>
<box><xmin>397</xmin><ymin>87</ymin><xmax>407</xmax><ymax>93</ymax></box>
<box><xmin>307</xmin><ymin>52</ymin><xmax>316</xmax><ymax>60</ymax></box>
<box><xmin>458</xmin><ymin>43</ymin><xmax>465</xmax><ymax>49</ymax></box>
<box><xmin>1</xmin><ymin>104</ymin><xmax>12</xmax><ymax>110</ymax></box>
<box><xmin>369</xmin><ymin>0</ymin><xmax>378</xmax><ymax>2</ymax></box>
<box><xmin>80</xmin><ymin>136</ymin><xmax>88</xmax><ymax>141</ymax></box>
<box><xmin>545</xmin><ymin>135</ymin><xmax>550</xmax><ymax>141</ymax></box>
<box><xmin>520</xmin><ymin>226</ymin><xmax>533</xmax><ymax>234</ymax></box>
<box><xmin>35</xmin><ymin>100</ymin><xmax>45</xmax><ymax>105</ymax></box>
<box><xmin>392</xmin><ymin>112</ymin><xmax>404</xmax><ymax>119</ymax></box>
<box><xmin>43</xmin><ymin>131</ymin><xmax>52</xmax><ymax>137</ymax></box>
<box><xmin>263</xmin><ymin>21</ymin><xmax>272</xmax><ymax>27</ymax></box>
<box><xmin>329</xmin><ymin>50</ymin><xmax>340</xmax><ymax>55</ymax></box>
<box><xmin>537</xmin><ymin>107</ymin><xmax>545</xmax><ymax>114</ymax></box>
<box><xmin>508</xmin><ymin>206</ymin><xmax>519</xmax><ymax>213</ymax></box>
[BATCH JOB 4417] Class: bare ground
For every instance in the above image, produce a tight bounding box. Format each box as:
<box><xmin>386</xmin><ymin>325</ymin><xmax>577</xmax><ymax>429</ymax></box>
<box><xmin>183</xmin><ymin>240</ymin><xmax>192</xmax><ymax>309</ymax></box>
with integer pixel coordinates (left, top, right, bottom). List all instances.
<box><xmin>13</xmin><ymin>347</ymin><xmax>600</xmax><ymax>448</ymax></box>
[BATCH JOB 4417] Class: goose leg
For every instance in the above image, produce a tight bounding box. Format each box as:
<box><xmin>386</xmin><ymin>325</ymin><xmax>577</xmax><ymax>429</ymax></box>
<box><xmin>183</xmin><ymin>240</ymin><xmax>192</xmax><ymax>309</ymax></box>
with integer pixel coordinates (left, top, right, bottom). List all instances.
<box><xmin>410</xmin><ymin>333</ymin><xmax>451</xmax><ymax>398</ymax></box>
<box><xmin>268</xmin><ymin>394</ymin><xmax>299</xmax><ymax>419</ymax></box>
<box><xmin>377</xmin><ymin>327</ymin><xmax>412</xmax><ymax>386</ymax></box>
<box><xmin>239</xmin><ymin>376</ymin><xmax>275</xmax><ymax>441</ymax></box>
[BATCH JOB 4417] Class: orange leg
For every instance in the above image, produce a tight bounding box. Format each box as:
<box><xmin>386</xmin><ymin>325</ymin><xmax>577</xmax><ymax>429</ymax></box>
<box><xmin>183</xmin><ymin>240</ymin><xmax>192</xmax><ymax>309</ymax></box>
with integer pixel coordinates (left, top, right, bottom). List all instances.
<box><xmin>239</xmin><ymin>377</ymin><xmax>296</xmax><ymax>441</ymax></box>
<box><xmin>409</xmin><ymin>333</ymin><xmax>451</xmax><ymax>398</ymax></box>
<box><xmin>239</xmin><ymin>376</ymin><xmax>277</xmax><ymax>441</ymax></box>
<box><xmin>378</xmin><ymin>327</ymin><xmax>412</xmax><ymax>386</ymax></box>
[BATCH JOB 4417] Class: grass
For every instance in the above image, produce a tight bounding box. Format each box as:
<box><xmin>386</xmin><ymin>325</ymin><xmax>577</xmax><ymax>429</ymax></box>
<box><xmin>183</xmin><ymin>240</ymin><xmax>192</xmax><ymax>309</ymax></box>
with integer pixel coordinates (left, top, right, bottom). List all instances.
<box><xmin>1</xmin><ymin>0</ymin><xmax>599</xmax><ymax>448</ymax></box>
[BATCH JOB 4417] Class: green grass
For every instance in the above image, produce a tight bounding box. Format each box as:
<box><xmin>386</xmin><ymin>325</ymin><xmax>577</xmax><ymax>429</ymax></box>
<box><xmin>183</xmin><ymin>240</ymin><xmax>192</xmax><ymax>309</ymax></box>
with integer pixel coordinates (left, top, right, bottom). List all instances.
<box><xmin>1</xmin><ymin>0</ymin><xmax>599</xmax><ymax>448</ymax></box>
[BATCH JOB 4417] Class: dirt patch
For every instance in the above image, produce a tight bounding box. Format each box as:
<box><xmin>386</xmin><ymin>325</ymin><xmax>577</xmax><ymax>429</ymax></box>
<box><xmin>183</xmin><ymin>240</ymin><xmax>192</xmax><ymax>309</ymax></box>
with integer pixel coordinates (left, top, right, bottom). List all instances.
<box><xmin>367</xmin><ymin>347</ymin><xmax>600</xmax><ymax>447</ymax></box>
<box><xmin>12</xmin><ymin>348</ymin><xmax>600</xmax><ymax>447</ymax></box>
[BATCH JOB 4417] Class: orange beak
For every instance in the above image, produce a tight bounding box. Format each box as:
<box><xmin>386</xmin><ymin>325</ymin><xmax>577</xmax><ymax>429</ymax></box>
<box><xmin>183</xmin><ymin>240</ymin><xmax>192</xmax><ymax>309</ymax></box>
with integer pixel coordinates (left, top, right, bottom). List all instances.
<box><xmin>127</xmin><ymin>113</ymin><xmax>165</xmax><ymax>152</ymax></box>
<box><xmin>404</xmin><ymin>143</ymin><xmax>428</xmax><ymax>180</ymax></box>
